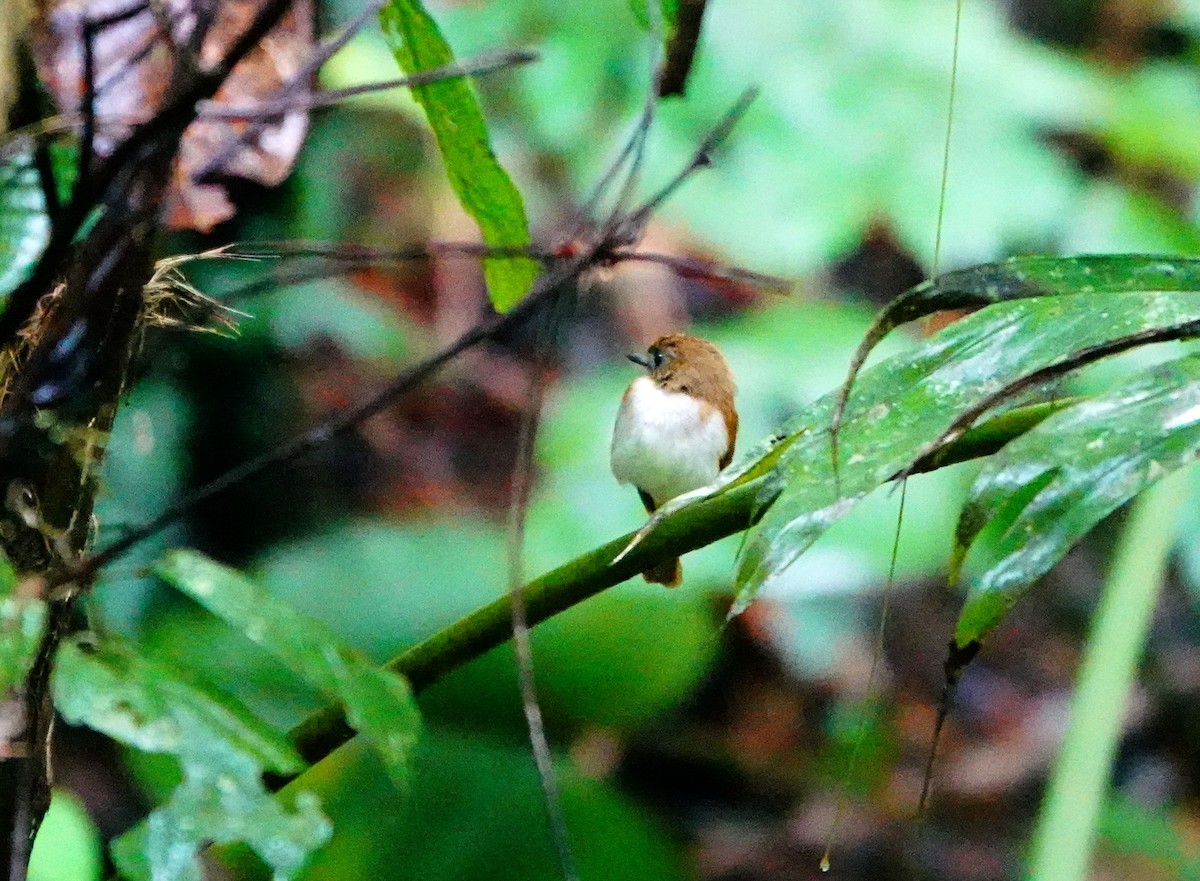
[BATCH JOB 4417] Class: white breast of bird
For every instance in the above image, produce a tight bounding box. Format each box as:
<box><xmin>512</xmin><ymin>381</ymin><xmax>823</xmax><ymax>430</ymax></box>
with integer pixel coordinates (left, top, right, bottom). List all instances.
<box><xmin>611</xmin><ymin>375</ymin><xmax>729</xmax><ymax>508</ymax></box>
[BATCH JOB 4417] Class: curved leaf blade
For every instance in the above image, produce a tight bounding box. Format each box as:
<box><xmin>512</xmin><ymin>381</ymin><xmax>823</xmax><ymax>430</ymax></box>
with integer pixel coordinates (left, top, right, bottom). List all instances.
<box><xmin>155</xmin><ymin>550</ymin><xmax>421</xmax><ymax>790</ymax></box>
<box><xmin>734</xmin><ymin>290</ymin><xmax>1200</xmax><ymax>612</ymax></box>
<box><xmin>835</xmin><ymin>255</ymin><xmax>1200</xmax><ymax>438</ymax></box>
<box><xmin>952</xmin><ymin>354</ymin><xmax>1200</xmax><ymax>647</ymax></box>
<box><xmin>379</xmin><ymin>0</ymin><xmax>538</xmax><ymax>311</ymax></box>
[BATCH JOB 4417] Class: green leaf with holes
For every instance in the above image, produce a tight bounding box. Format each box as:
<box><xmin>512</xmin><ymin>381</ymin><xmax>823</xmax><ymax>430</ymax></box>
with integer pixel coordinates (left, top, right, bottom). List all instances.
<box><xmin>731</xmin><ymin>289</ymin><xmax>1200</xmax><ymax>613</ymax></box>
<box><xmin>53</xmin><ymin>638</ymin><xmax>327</xmax><ymax>881</ymax></box>
<box><xmin>951</xmin><ymin>354</ymin><xmax>1200</xmax><ymax>647</ymax></box>
<box><xmin>379</xmin><ymin>0</ymin><xmax>537</xmax><ymax>311</ymax></box>
<box><xmin>155</xmin><ymin>550</ymin><xmax>421</xmax><ymax>789</ymax></box>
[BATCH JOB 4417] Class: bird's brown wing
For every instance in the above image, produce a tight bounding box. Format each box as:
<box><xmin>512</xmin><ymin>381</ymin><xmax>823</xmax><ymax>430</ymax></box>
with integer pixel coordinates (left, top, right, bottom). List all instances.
<box><xmin>718</xmin><ymin>403</ymin><xmax>738</xmax><ymax>469</ymax></box>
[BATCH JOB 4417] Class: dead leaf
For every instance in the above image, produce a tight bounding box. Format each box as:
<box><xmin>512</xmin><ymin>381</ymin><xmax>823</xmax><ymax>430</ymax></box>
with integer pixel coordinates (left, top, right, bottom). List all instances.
<box><xmin>31</xmin><ymin>0</ymin><xmax>313</xmax><ymax>231</ymax></box>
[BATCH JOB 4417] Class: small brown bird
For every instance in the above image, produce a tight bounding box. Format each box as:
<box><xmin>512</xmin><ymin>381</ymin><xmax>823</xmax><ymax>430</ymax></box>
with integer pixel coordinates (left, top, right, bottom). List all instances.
<box><xmin>611</xmin><ymin>334</ymin><xmax>738</xmax><ymax>586</ymax></box>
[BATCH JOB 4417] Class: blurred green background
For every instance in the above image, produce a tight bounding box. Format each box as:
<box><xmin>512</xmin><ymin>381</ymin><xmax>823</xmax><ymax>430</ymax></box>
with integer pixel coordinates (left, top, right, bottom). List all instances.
<box><xmin>29</xmin><ymin>0</ymin><xmax>1200</xmax><ymax>878</ymax></box>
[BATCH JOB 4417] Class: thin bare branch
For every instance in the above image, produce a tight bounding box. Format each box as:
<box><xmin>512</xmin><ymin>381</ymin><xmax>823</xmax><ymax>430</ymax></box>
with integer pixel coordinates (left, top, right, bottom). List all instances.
<box><xmin>617</xmin><ymin>86</ymin><xmax>759</xmax><ymax>243</ymax></box>
<box><xmin>609</xmin><ymin>248</ymin><xmax>792</xmax><ymax>292</ymax></box>
<box><xmin>73</xmin><ymin>16</ymin><xmax>100</xmax><ymax>206</ymax></box>
<box><xmin>506</xmin><ymin>300</ymin><xmax>580</xmax><ymax>881</ymax></box>
<box><xmin>193</xmin><ymin>0</ymin><xmax>385</xmax><ymax>182</ymax></box>
<box><xmin>198</xmin><ymin>49</ymin><xmax>540</xmax><ymax>120</ymax></box>
<box><xmin>69</xmin><ymin>251</ymin><xmax>592</xmax><ymax>585</ymax></box>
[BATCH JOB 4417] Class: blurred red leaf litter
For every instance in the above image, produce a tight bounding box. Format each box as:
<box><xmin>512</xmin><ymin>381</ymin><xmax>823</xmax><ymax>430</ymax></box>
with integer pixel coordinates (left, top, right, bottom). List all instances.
<box><xmin>33</xmin><ymin>0</ymin><xmax>313</xmax><ymax>231</ymax></box>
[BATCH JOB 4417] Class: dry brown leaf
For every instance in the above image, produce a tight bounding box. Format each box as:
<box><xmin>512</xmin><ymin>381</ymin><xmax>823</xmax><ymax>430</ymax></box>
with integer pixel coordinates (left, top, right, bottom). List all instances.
<box><xmin>32</xmin><ymin>0</ymin><xmax>313</xmax><ymax>231</ymax></box>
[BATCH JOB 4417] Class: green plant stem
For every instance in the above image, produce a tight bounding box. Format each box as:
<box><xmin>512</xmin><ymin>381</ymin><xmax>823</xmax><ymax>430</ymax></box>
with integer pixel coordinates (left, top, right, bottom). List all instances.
<box><xmin>280</xmin><ymin>398</ymin><xmax>1065</xmax><ymax>784</ymax></box>
<box><xmin>1025</xmin><ymin>466</ymin><xmax>1193</xmax><ymax>881</ymax></box>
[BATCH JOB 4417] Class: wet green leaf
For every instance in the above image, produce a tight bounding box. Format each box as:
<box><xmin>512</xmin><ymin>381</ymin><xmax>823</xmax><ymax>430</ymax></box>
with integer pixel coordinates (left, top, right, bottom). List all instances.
<box><xmin>951</xmin><ymin>355</ymin><xmax>1200</xmax><ymax>647</ymax></box>
<box><xmin>733</xmin><ymin>290</ymin><xmax>1200</xmax><ymax>613</ymax></box>
<box><xmin>28</xmin><ymin>791</ymin><xmax>102</xmax><ymax>881</ymax></box>
<box><xmin>379</xmin><ymin>0</ymin><xmax>537</xmax><ymax>311</ymax></box>
<box><xmin>0</xmin><ymin>596</ymin><xmax>46</xmax><ymax>696</ymax></box>
<box><xmin>840</xmin><ymin>255</ymin><xmax>1200</xmax><ymax>422</ymax></box>
<box><xmin>53</xmin><ymin>638</ymin><xmax>327</xmax><ymax>881</ymax></box>
<box><xmin>0</xmin><ymin>550</ymin><xmax>44</xmax><ymax>696</ymax></box>
<box><xmin>0</xmin><ymin>145</ymin><xmax>76</xmax><ymax>301</ymax></box>
<box><xmin>155</xmin><ymin>550</ymin><xmax>421</xmax><ymax>789</ymax></box>
<box><xmin>0</xmin><ymin>152</ymin><xmax>51</xmax><ymax>300</ymax></box>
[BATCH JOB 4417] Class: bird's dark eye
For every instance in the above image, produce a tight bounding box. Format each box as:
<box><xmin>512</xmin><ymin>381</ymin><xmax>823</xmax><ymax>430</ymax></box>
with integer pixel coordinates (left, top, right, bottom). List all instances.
<box><xmin>650</xmin><ymin>348</ymin><xmax>665</xmax><ymax>368</ymax></box>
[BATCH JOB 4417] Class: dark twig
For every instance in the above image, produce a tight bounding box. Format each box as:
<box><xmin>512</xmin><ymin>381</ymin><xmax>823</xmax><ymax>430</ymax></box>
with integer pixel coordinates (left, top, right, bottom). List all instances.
<box><xmin>96</xmin><ymin>34</ymin><xmax>160</xmax><ymax>98</ymax></box>
<box><xmin>576</xmin><ymin>0</ymin><xmax>664</xmax><ymax>235</ymax></box>
<box><xmin>193</xmin><ymin>0</ymin><xmax>385</xmax><ymax>183</ymax></box>
<box><xmin>73</xmin><ymin>17</ymin><xmax>100</xmax><ymax>206</ymax></box>
<box><xmin>89</xmin><ymin>0</ymin><xmax>152</xmax><ymax>28</ymax></box>
<box><xmin>601</xmin><ymin>12</ymin><xmax>664</xmax><ymax>239</ymax></box>
<box><xmin>198</xmin><ymin>49</ymin><xmax>540</xmax><ymax>121</ymax></box>
<box><xmin>186</xmin><ymin>0</ymin><xmax>220</xmax><ymax>59</ymax></box>
<box><xmin>608</xmin><ymin>248</ymin><xmax>791</xmax><ymax>292</ymax></box>
<box><xmin>220</xmin><ymin>240</ymin><xmax>789</xmax><ymax>283</ymax></box>
<box><xmin>172</xmin><ymin>242</ymin><xmax>787</xmax><ymax>311</ymax></box>
<box><xmin>618</xmin><ymin>86</ymin><xmax>758</xmax><ymax>242</ymax></box>
<box><xmin>658</xmin><ymin>0</ymin><xmax>708</xmax><ymax>97</ymax></box>
<box><xmin>70</xmin><ymin>252</ymin><xmax>593</xmax><ymax>585</ymax></box>
<box><xmin>201</xmin><ymin>242</ymin><xmax>551</xmax><ymax>305</ymax></box>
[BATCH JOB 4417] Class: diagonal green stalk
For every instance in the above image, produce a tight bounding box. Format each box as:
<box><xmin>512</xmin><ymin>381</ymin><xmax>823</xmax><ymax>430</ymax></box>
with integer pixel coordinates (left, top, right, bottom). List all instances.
<box><xmin>1025</xmin><ymin>466</ymin><xmax>1193</xmax><ymax>881</ymax></box>
<box><xmin>279</xmin><ymin>400</ymin><xmax>1064</xmax><ymax>783</ymax></box>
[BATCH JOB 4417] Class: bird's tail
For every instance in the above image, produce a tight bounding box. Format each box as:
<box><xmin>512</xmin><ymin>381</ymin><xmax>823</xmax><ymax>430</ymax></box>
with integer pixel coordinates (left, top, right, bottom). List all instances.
<box><xmin>642</xmin><ymin>557</ymin><xmax>682</xmax><ymax>587</ymax></box>
<box><xmin>635</xmin><ymin>488</ymin><xmax>682</xmax><ymax>586</ymax></box>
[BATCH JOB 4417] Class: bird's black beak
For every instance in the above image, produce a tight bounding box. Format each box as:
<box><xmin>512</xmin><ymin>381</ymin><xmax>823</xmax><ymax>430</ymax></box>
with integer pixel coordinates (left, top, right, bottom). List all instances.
<box><xmin>627</xmin><ymin>352</ymin><xmax>653</xmax><ymax>369</ymax></box>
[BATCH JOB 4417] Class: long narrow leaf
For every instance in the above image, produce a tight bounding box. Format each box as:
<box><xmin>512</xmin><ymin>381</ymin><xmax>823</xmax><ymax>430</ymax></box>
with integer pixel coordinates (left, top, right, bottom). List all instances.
<box><xmin>952</xmin><ymin>355</ymin><xmax>1200</xmax><ymax>647</ymax></box>
<box><xmin>379</xmin><ymin>0</ymin><xmax>538</xmax><ymax>311</ymax></box>
<box><xmin>1025</xmin><ymin>471</ymin><xmax>1189</xmax><ymax>881</ymax></box>
<box><xmin>834</xmin><ymin>255</ymin><xmax>1200</xmax><ymax>439</ymax></box>
<box><xmin>734</xmin><ymin>290</ymin><xmax>1200</xmax><ymax>612</ymax></box>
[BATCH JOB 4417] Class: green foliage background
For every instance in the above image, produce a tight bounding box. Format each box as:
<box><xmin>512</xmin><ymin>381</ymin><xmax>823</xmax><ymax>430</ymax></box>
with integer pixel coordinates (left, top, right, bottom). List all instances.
<box><xmin>9</xmin><ymin>0</ymin><xmax>1200</xmax><ymax>879</ymax></box>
